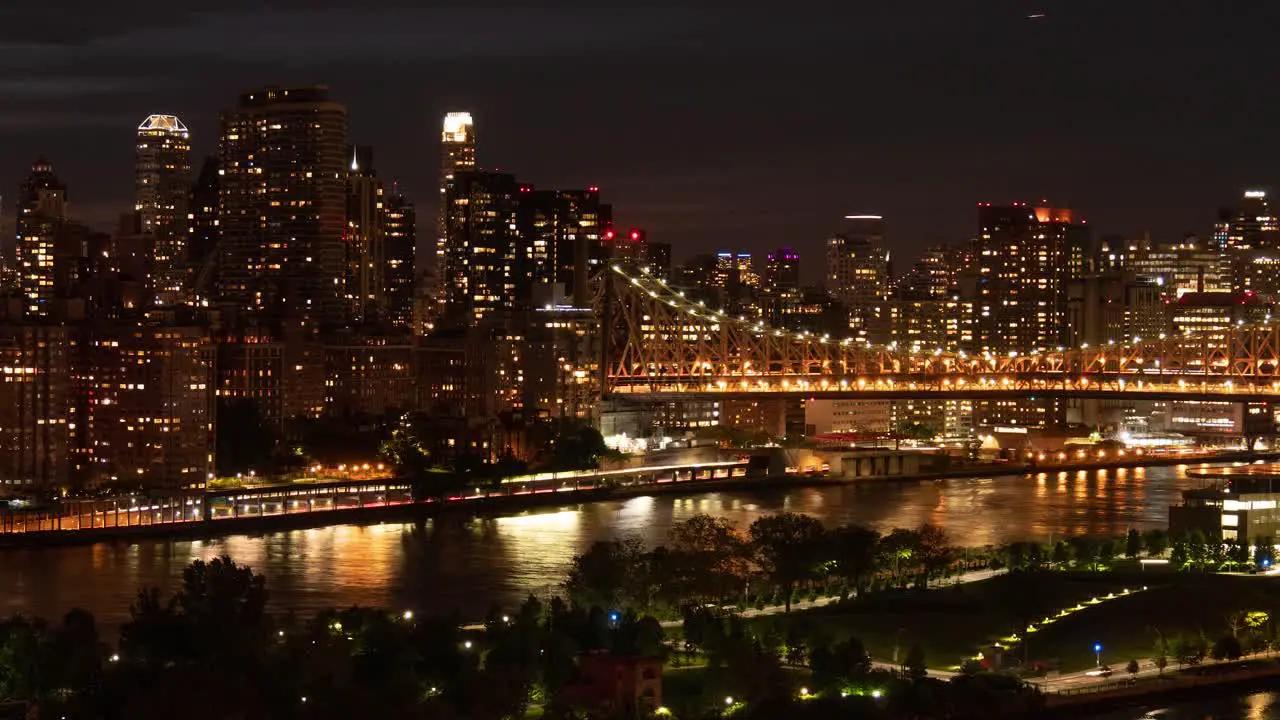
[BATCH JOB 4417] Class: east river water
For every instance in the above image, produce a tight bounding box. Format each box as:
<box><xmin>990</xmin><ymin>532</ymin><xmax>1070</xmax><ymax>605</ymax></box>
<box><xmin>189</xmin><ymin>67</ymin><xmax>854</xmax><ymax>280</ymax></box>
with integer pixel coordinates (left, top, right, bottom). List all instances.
<box><xmin>0</xmin><ymin>463</ymin><xmax>1212</xmax><ymax>628</ymax></box>
<box><xmin>5</xmin><ymin>461</ymin><xmax>1275</xmax><ymax>717</ymax></box>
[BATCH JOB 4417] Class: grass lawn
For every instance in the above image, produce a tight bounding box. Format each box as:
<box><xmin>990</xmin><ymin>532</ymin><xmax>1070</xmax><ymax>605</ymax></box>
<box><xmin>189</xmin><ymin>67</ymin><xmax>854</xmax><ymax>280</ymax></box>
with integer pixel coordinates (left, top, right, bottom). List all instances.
<box><xmin>662</xmin><ymin>665</ymin><xmax>810</xmax><ymax>716</ymax></box>
<box><xmin>747</xmin><ymin>573</ymin><xmax>1141</xmax><ymax>672</ymax></box>
<box><xmin>1029</xmin><ymin>571</ymin><xmax>1280</xmax><ymax>671</ymax></box>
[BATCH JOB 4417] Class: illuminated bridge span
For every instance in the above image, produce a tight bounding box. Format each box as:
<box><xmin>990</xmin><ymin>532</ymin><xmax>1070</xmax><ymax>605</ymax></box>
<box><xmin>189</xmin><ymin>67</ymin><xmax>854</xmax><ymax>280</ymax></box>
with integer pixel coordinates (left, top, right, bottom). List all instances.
<box><xmin>600</xmin><ymin>265</ymin><xmax>1280</xmax><ymax>403</ymax></box>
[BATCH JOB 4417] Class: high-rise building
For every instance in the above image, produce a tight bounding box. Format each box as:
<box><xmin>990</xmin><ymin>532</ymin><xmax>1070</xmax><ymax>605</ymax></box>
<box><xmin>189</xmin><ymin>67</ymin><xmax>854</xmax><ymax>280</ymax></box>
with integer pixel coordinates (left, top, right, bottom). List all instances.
<box><xmin>972</xmin><ymin>204</ymin><xmax>1091</xmax><ymax>354</ymax></box>
<box><xmin>383</xmin><ymin>186</ymin><xmax>416</xmax><ymax>332</ymax></box>
<box><xmin>610</xmin><ymin>229</ymin><xmax>671</xmax><ymax>280</ymax></box>
<box><xmin>827</xmin><ymin>215</ymin><xmax>890</xmax><ymax>338</ymax></box>
<box><xmin>896</xmin><ymin>246</ymin><xmax>954</xmax><ymax>300</ymax></box>
<box><xmin>1214</xmin><ymin>190</ymin><xmax>1279</xmax><ymax>252</ymax></box>
<box><xmin>1129</xmin><ymin>234</ymin><xmax>1230</xmax><ymax>297</ymax></box>
<box><xmin>187</xmin><ymin>156</ymin><xmax>220</xmax><ymax>298</ymax></box>
<box><xmin>516</xmin><ymin>187</ymin><xmax>613</xmax><ymax>306</ymax></box>
<box><xmin>344</xmin><ymin>145</ymin><xmax>385</xmax><ymax>325</ymax></box>
<box><xmin>764</xmin><ymin>247</ymin><xmax>800</xmax><ymax>291</ymax></box>
<box><xmin>135</xmin><ymin>115</ymin><xmax>192</xmax><ymax>306</ymax></box>
<box><xmin>15</xmin><ymin>159</ymin><xmax>68</xmax><ymax>319</ymax></box>
<box><xmin>84</xmin><ymin>323</ymin><xmax>215</xmax><ymax>489</ymax></box>
<box><xmin>216</xmin><ymin>86</ymin><xmax>348</xmax><ymax>328</ymax></box>
<box><xmin>442</xmin><ymin>170</ymin><xmax>519</xmax><ymax>326</ymax></box>
<box><xmin>0</xmin><ymin>324</ymin><xmax>72</xmax><ymax>492</ymax></box>
<box><xmin>436</xmin><ymin>112</ymin><xmax>476</xmax><ymax>310</ymax></box>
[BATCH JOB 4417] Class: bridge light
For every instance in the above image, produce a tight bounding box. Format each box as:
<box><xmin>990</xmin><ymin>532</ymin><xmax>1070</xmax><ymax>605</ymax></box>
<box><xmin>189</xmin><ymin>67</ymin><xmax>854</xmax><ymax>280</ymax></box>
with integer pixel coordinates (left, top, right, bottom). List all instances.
<box><xmin>1133</xmin><ymin>336</ymin><xmax>1141</xmax><ymax>343</ymax></box>
<box><xmin>1159</xmin><ymin>333</ymin><xmax>1166</xmax><ymax>340</ymax></box>
<box><xmin>1082</xmin><ymin>343</ymin><xmax>1089</xmax><ymax>349</ymax></box>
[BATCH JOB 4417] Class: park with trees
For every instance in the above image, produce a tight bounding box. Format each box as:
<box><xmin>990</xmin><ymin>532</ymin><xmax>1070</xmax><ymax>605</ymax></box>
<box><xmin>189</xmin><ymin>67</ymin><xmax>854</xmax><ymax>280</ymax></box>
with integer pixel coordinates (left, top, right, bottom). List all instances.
<box><xmin>3</xmin><ymin>512</ymin><xmax>1280</xmax><ymax>718</ymax></box>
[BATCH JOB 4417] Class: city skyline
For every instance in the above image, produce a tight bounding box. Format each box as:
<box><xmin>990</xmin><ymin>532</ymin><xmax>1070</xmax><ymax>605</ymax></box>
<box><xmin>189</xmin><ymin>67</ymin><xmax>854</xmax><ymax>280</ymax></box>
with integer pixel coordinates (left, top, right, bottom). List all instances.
<box><xmin>0</xmin><ymin>1</ymin><xmax>1277</xmax><ymax>276</ymax></box>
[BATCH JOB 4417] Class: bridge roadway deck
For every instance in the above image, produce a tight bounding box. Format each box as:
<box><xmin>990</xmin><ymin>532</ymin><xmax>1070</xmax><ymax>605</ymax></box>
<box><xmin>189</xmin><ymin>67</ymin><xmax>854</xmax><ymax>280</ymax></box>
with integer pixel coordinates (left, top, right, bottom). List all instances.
<box><xmin>609</xmin><ymin>384</ymin><xmax>1280</xmax><ymax>404</ymax></box>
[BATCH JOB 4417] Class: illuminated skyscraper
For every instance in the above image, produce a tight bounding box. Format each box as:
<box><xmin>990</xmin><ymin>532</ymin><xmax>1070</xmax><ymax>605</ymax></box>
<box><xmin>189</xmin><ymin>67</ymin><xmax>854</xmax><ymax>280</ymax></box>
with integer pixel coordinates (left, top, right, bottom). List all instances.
<box><xmin>135</xmin><ymin>114</ymin><xmax>191</xmax><ymax>305</ymax></box>
<box><xmin>973</xmin><ymin>204</ymin><xmax>1090</xmax><ymax>353</ymax></box>
<box><xmin>1213</xmin><ymin>190</ymin><xmax>1280</xmax><ymax>294</ymax></box>
<box><xmin>436</xmin><ymin>112</ymin><xmax>476</xmax><ymax>306</ymax></box>
<box><xmin>15</xmin><ymin>158</ymin><xmax>67</xmax><ymax>318</ymax></box>
<box><xmin>1214</xmin><ymin>190</ymin><xmax>1279</xmax><ymax>252</ymax></box>
<box><xmin>383</xmin><ymin>185</ymin><xmax>416</xmax><ymax>332</ymax></box>
<box><xmin>345</xmin><ymin>145</ymin><xmax>385</xmax><ymax>325</ymax></box>
<box><xmin>442</xmin><ymin>170</ymin><xmax>519</xmax><ymax>326</ymax></box>
<box><xmin>516</xmin><ymin>187</ymin><xmax>612</xmax><ymax>305</ymax></box>
<box><xmin>827</xmin><ymin>215</ymin><xmax>890</xmax><ymax>338</ymax></box>
<box><xmin>216</xmin><ymin>86</ymin><xmax>348</xmax><ymax>328</ymax></box>
<box><xmin>971</xmin><ymin>203</ymin><xmax>1090</xmax><ymax>429</ymax></box>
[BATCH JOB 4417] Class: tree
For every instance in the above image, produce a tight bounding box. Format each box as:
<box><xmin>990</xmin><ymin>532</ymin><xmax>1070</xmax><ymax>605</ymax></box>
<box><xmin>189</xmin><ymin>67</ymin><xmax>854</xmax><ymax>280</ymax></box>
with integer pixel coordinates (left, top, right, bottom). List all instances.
<box><xmin>915</xmin><ymin>524</ymin><xmax>953</xmax><ymax>586</ymax></box>
<box><xmin>564</xmin><ymin>537</ymin><xmax>648</xmax><ymax>611</ymax></box>
<box><xmin>904</xmin><ymin>644</ymin><xmax>928</xmax><ymax>681</ymax></box>
<box><xmin>1068</xmin><ymin>537</ymin><xmax>1098</xmax><ymax>570</ymax></box>
<box><xmin>893</xmin><ymin>421</ymin><xmax>936</xmax><ymax>444</ymax></box>
<box><xmin>1125</xmin><ymin>529</ymin><xmax>1143</xmax><ymax>559</ymax></box>
<box><xmin>1125</xmin><ymin>658</ymin><xmax>1140</xmax><ymax>678</ymax></box>
<box><xmin>1211</xmin><ymin>634</ymin><xmax>1243</xmax><ymax>661</ymax></box>
<box><xmin>536</xmin><ymin>420</ymin><xmax>609</xmax><ymax>472</ymax></box>
<box><xmin>1170</xmin><ymin>540</ymin><xmax>1189</xmax><ymax>569</ymax></box>
<box><xmin>215</xmin><ymin>398</ymin><xmax>278</xmax><ymax>476</ymax></box>
<box><xmin>810</xmin><ymin>637</ymin><xmax>871</xmax><ymax>690</ymax></box>
<box><xmin>1188</xmin><ymin>529</ymin><xmax>1210</xmax><ymax>569</ymax></box>
<box><xmin>878</xmin><ymin>528</ymin><xmax>921</xmax><ymax>586</ymax></box>
<box><xmin>1098</xmin><ymin>538</ymin><xmax>1117</xmax><ymax>567</ymax></box>
<box><xmin>380</xmin><ymin>411</ymin><xmax>469</xmax><ymax>498</ymax></box>
<box><xmin>749</xmin><ymin>513</ymin><xmax>827</xmax><ymax>613</ymax></box>
<box><xmin>830</xmin><ymin>524</ymin><xmax>880</xmax><ymax>596</ymax></box>
<box><xmin>1143</xmin><ymin>529</ymin><xmax>1168</xmax><ymax>557</ymax></box>
<box><xmin>1051</xmin><ymin>541</ymin><xmax>1071</xmax><ymax>568</ymax></box>
<box><xmin>667</xmin><ymin>515</ymin><xmax>749</xmax><ymax>604</ymax></box>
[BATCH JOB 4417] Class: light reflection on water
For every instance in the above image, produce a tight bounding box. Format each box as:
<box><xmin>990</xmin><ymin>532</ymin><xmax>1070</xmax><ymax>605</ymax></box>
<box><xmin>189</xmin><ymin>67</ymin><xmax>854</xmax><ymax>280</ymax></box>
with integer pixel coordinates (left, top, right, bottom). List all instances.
<box><xmin>0</xmin><ymin>464</ymin><xmax>1205</xmax><ymax>630</ymax></box>
<box><xmin>1088</xmin><ymin>691</ymin><xmax>1280</xmax><ymax>719</ymax></box>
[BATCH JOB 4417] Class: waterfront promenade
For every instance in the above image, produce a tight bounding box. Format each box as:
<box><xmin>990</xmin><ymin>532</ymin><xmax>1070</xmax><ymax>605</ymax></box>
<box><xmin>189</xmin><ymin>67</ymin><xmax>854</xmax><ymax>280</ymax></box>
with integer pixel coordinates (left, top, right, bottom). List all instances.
<box><xmin>0</xmin><ymin>459</ymin><xmax>758</xmax><ymax>545</ymax></box>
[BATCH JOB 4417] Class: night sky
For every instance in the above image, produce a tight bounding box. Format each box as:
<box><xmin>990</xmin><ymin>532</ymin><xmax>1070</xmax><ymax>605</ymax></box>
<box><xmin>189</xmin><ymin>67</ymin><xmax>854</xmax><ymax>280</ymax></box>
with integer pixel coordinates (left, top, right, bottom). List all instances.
<box><xmin>1</xmin><ymin>1</ymin><xmax>1277</xmax><ymax>280</ymax></box>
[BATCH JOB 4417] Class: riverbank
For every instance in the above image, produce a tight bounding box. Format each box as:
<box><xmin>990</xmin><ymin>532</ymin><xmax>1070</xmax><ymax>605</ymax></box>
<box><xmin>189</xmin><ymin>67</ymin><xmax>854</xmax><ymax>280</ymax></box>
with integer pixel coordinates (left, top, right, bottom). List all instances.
<box><xmin>851</xmin><ymin>448</ymin><xmax>1280</xmax><ymax>485</ymax></box>
<box><xmin>1</xmin><ymin>449</ymin><xmax>1273</xmax><ymax>549</ymax></box>
<box><xmin>1044</xmin><ymin>659</ymin><xmax>1280</xmax><ymax>715</ymax></box>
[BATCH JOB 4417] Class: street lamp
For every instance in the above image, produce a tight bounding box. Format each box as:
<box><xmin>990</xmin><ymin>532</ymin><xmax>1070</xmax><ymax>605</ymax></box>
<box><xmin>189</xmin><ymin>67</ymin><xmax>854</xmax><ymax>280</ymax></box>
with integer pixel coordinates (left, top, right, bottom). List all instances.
<box><xmin>1093</xmin><ymin>642</ymin><xmax>1103</xmax><ymax>668</ymax></box>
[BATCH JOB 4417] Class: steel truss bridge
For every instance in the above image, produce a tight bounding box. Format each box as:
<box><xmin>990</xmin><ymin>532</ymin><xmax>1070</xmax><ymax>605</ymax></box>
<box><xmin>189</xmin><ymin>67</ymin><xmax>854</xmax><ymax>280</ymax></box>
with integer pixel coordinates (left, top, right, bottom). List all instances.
<box><xmin>597</xmin><ymin>264</ymin><xmax>1280</xmax><ymax>404</ymax></box>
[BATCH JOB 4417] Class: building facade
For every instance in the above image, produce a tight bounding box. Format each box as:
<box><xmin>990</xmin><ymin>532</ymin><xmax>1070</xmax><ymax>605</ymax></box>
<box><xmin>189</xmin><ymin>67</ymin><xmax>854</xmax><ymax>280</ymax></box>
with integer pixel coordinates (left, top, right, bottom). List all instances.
<box><xmin>344</xmin><ymin>145</ymin><xmax>385</xmax><ymax>325</ymax></box>
<box><xmin>85</xmin><ymin>324</ymin><xmax>214</xmax><ymax>489</ymax></box>
<box><xmin>135</xmin><ymin>115</ymin><xmax>192</xmax><ymax>305</ymax></box>
<box><xmin>383</xmin><ymin>187</ymin><xmax>416</xmax><ymax>332</ymax></box>
<box><xmin>216</xmin><ymin>86</ymin><xmax>348</xmax><ymax>329</ymax></box>
<box><xmin>15</xmin><ymin>159</ymin><xmax>68</xmax><ymax>319</ymax></box>
<box><xmin>441</xmin><ymin>170</ymin><xmax>520</xmax><ymax>326</ymax></box>
<box><xmin>0</xmin><ymin>324</ymin><xmax>72</xmax><ymax>493</ymax></box>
